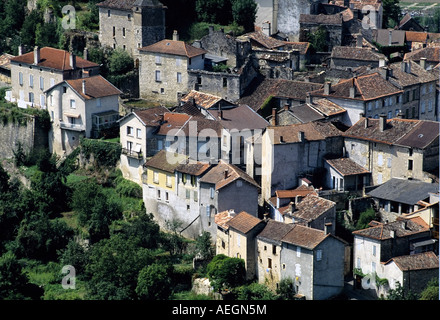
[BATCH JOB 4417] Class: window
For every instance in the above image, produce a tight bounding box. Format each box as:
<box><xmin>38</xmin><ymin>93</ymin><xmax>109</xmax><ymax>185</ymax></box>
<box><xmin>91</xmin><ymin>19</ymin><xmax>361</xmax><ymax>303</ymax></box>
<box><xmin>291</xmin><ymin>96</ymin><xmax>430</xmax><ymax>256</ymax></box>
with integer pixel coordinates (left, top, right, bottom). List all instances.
<box><xmin>375</xmin><ymin>100</ymin><xmax>380</xmax><ymax>109</ymax></box>
<box><xmin>40</xmin><ymin>94</ymin><xmax>45</xmax><ymax>108</ymax></box>
<box><xmin>367</xmin><ymin>102</ymin><xmax>373</xmax><ymax>111</ymax></box>
<box><xmin>176</xmin><ymin>58</ymin><xmax>181</xmax><ymax>67</ymax></box>
<box><xmin>155</xmin><ymin>70</ymin><xmax>161</xmax><ymax>82</ymax></box>
<box><xmin>272</xmin><ymin>245</ymin><xmax>276</xmax><ymax>255</ymax></box>
<box><xmin>356</xmin><ymin>257</ymin><xmax>361</xmax><ymax>269</ymax></box>
<box><xmin>108</xmin><ymin>10</ymin><xmax>111</xmax><ymax>17</ymax></box>
<box><xmin>126</xmin><ymin>141</ymin><xmax>133</xmax><ymax>151</ymax></box>
<box><xmin>112</xmin><ymin>26</ymin><xmax>115</xmax><ymax>37</ymax></box>
<box><xmin>177</xmin><ymin>72</ymin><xmax>182</xmax><ymax>83</ymax></box>
<box><xmin>50</xmin><ymin>78</ymin><xmax>55</xmax><ymax>87</ymax></box>
<box><xmin>378</xmin><ymin>154</ymin><xmax>383</xmax><ymax>166</ymax></box>
<box><xmin>296</xmin><ymin>246</ymin><xmax>301</xmax><ymax>257</ymax></box>
<box><xmin>166</xmin><ymin>175</ymin><xmax>172</xmax><ymax>188</ymax></box>
<box><xmin>387</xmin><ymin>111</ymin><xmax>392</xmax><ymax>119</ymax></box>
<box><xmin>157</xmin><ymin>189</ymin><xmax>161</xmax><ymax>199</ymax></box>
<box><xmin>268</xmin><ymin>258</ymin><xmax>272</xmax><ymax>269</ymax></box>
<box><xmin>206</xmin><ymin>206</ymin><xmax>210</xmax><ymax>217</ymax></box>
<box><xmin>191</xmin><ymin>175</ymin><xmax>196</xmax><ymax>186</ymax></box>
<box><xmin>136</xmin><ymin>128</ymin><xmax>142</xmax><ymax>138</ymax></box>
<box><xmin>29</xmin><ymin>92</ymin><xmax>34</xmax><ymax>103</ymax></box>
<box><xmin>68</xmin><ymin>116</ymin><xmax>76</xmax><ymax>125</ymax></box>
<box><xmin>373</xmin><ymin>245</ymin><xmax>376</xmax><ymax>256</ymax></box>
<box><xmin>387</xmin><ymin>157</ymin><xmax>392</xmax><ymax>168</ymax></box>
<box><xmin>186</xmin><ymin>189</ymin><xmax>190</xmax><ymax>199</ymax></box>
<box><xmin>182</xmin><ymin>173</ymin><xmax>187</xmax><ymax>184</ymax></box>
<box><xmin>96</xmin><ymin>98</ymin><xmax>101</xmax><ymax>107</ymax></box>
<box><xmin>165</xmin><ymin>192</ymin><xmax>169</xmax><ymax>202</ymax></box>
<box><xmin>194</xmin><ymin>191</ymin><xmax>198</xmax><ymax>202</ymax></box>
<box><xmin>429</xmin><ymin>83</ymin><xmax>434</xmax><ymax>93</ymax></box>
<box><xmin>421</xmin><ymin>101</ymin><xmax>426</xmax><ymax>114</ymax></box>
<box><xmin>29</xmin><ymin>74</ymin><xmax>33</xmax><ymax>88</ymax></box>
<box><xmin>127</xmin><ymin>14</ymin><xmax>131</xmax><ymax>20</ymax></box>
<box><xmin>422</xmin><ymin>85</ymin><xmax>426</xmax><ymax>94</ymax></box>
<box><xmin>408</xmin><ymin>159</ymin><xmax>413</xmax><ymax>171</ymax></box>
<box><xmin>210</xmin><ymin>186</ymin><xmax>215</xmax><ymax>199</ymax></box>
<box><xmin>377</xmin><ymin>173</ymin><xmax>382</xmax><ymax>184</ymax></box>
<box><xmin>153</xmin><ymin>171</ymin><xmax>159</xmax><ymax>184</ymax></box>
<box><xmin>223</xmin><ymin>77</ymin><xmax>227</xmax><ymax>88</ymax></box>
<box><xmin>122</xmin><ymin>28</ymin><xmax>126</xmax><ymax>37</ymax></box>
<box><xmin>155</xmin><ymin>55</ymin><xmax>161</xmax><ymax>64</ymax></box>
<box><xmin>39</xmin><ymin>76</ymin><xmax>44</xmax><ymax>90</ymax></box>
<box><xmin>127</xmin><ymin>126</ymin><xmax>134</xmax><ymax>136</ymax></box>
<box><xmin>316</xmin><ymin>249</ymin><xmax>322</xmax><ymax>261</ymax></box>
<box><xmin>70</xmin><ymin>99</ymin><xmax>76</xmax><ymax>109</ymax></box>
<box><xmin>19</xmin><ymin>72</ymin><xmax>23</xmax><ymax>85</ymax></box>
<box><xmin>409</xmin><ymin>148</ymin><xmax>413</xmax><ymax>157</ymax></box>
<box><xmin>428</xmin><ymin>101</ymin><xmax>433</xmax><ymax>112</ymax></box>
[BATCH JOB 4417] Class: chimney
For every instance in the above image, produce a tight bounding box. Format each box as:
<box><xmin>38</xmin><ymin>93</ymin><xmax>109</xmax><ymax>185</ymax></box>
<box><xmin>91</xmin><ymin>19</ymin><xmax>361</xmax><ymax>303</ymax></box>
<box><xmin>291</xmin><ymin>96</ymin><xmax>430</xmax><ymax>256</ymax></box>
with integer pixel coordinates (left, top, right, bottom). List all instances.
<box><xmin>83</xmin><ymin>47</ymin><xmax>88</xmax><ymax>61</ymax></box>
<box><xmin>284</xmin><ymin>104</ymin><xmax>289</xmax><ymax>111</ymax></box>
<box><xmin>349</xmin><ymin>85</ymin><xmax>356</xmax><ymax>98</ymax></box>
<box><xmin>271</xmin><ymin>108</ymin><xmax>277</xmax><ymax>126</ymax></box>
<box><xmin>295</xmin><ymin>195</ymin><xmax>300</xmax><ymax>204</ymax></box>
<box><xmin>228</xmin><ymin>209</ymin><xmax>235</xmax><ymax>217</ymax></box>
<box><xmin>388</xmin><ymin>29</ymin><xmax>393</xmax><ymax>46</ymax></box>
<box><xmin>364</xmin><ymin>117</ymin><xmax>369</xmax><ymax>128</ymax></box>
<box><xmin>224</xmin><ymin>168</ymin><xmax>229</xmax><ymax>179</ymax></box>
<box><xmin>324</xmin><ymin>222</ymin><xmax>333</xmax><ymax>235</ymax></box>
<box><xmin>69</xmin><ymin>51</ymin><xmax>76</xmax><ymax>70</ymax></box>
<box><xmin>402</xmin><ymin>61</ymin><xmax>411</xmax><ymax>74</ymax></box>
<box><xmin>298</xmin><ymin>131</ymin><xmax>305</xmax><ymax>143</ymax></box>
<box><xmin>324</xmin><ymin>81</ymin><xmax>331</xmax><ymax>95</ymax></box>
<box><xmin>306</xmin><ymin>93</ymin><xmax>313</xmax><ymax>104</ymax></box>
<box><xmin>289</xmin><ymin>201</ymin><xmax>295</xmax><ymax>213</ymax></box>
<box><xmin>82</xmin><ymin>80</ymin><xmax>86</xmax><ymax>95</ymax></box>
<box><xmin>420</xmin><ymin>57</ymin><xmax>427</xmax><ymax>70</ymax></box>
<box><xmin>397</xmin><ymin>112</ymin><xmax>404</xmax><ymax>119</ymax></box>
<box><xmin>173</xmin><ymin>30</ymin><xmax>179</xmax><ymax>41</ymax></box>
<box><xmin>34</xmin><ymin>46</ymin><xmax>40</xmax><ymax>65</ymax></box>
<box><xmin>379</xmin><ymin>113</ymin><xmax>387</xmax><ymax>132</ymax></box>
<box><xmin>218</xmin><ymin>104</ymin><xmax>223</xmax><ymax>120</ymax></box>
<box><xmin>279</xmin><ymin>135</ymin><xmax>284</xmax><ymax>144</ymax></box>
<box><xmin>379</xmin><ymin>58</ymin><xmax>386</xmax><ymax>68</ymax></box>
<box><xmin>18</xmin><ymin>45</ymin><xmax>23</xmax><ymax>56</ymax></box>
<box><xmin>276</xmin><ymin>197</ymin><xmax>280</xmax><ymax>209</ymax></box>
<box><xmin>356</xmin><ymin>34</ymin><xmax>363</xmax><ymax>48</ymax></box>
<box><xmin>262</xmin><ymin>21</ymin><xmax>271</xmax><ymax>37</ymax></box>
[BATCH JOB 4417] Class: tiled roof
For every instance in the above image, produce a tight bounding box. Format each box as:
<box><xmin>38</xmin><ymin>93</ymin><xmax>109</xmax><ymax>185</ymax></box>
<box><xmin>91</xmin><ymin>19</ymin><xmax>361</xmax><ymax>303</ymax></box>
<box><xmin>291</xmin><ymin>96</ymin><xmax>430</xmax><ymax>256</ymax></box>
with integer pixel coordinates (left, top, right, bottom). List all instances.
<box><xmin>309</xmin><ymin>98</ymin><xmax>346</xmax><ymax>117</ymax></box>
<box><xmin>175</xmin><ymin>160</ymin><xmax>211</xmax><ymax>176</ymax></box>
<box><xmin>156</xmin><ymin>112</ymin><xmax>191</xmax><ymax>135</ymax></box>
<box><xmin>292</xmin><ymin>194</ymin><xmax>336</xmax><ymax>223</ymax></box>
<box><xmin>144</xmin><ymin>150</ymin><xmax>187</xmax><ymax>173</ymax></box>
<box><xmin>334</xmin><ymin>0</ymin><xmax>382</xmax><ymax>10</ymax></box>
<box><xmin>227</xmin><ymin>211</ymin><xmax>263</xmax><ymax>234</ymax></box>
<box><xmin>404</xmin><ymin>46</ymin><xmax>440</xmax><ymax>63</ymax></box>
<box><xmin>269</xmin><ymin>121</ymin><xmax>342</xmax><ymax>145</ymax></box>
<box><xmin>396</xmin><ymin>120</ymin><xmax>440</xmax><ymax>149</ymax></box>
<box><xmin>215</xmin><ymin>210</ymin><xmax>235</xmax><ymax>230</ymax></box>
<box><xmin>139</xmin><ymin>39</ymin><xmax>207</xmax><ymax>58</ymax></box>
<box><xmin>310</xmin><ymin>73</ymin><xmax>402</xmax><ymax>101</ymax></box>
<box><xmin>331</xmin><ymin>46</ymin><xmax>386</xmax><ymax>62</ymax></box>
<box><xmin>353</xmin><ymin>216</ymin><xmax>430</xmax><ymax>240</ymax></box>
<box><xmin>133</xmin><ymin>106</ymin><xmax>169</xmax><ymax>127</ymax></box>
<box><xmin>373</xmin><ymin>29</ymin><xmax>405</xmax><ymax>47</ymax></box>
<box><xmin>244</xmin><ymin>30</ymin><xmax>286</xmax><ymax>50</ymax></box>
<box><xmin>65</xmin><ymin>75</ymin><xmax>122</xmax><ymax>100</ymax></box>
<box><xmin>199</xmin><ymin>160</ymin><xmax>259</xmax><ymax>190</ymax></box>
<box><xmin>0</xmin><ymin>53</ymin><xmax>14</xmax><ymax>70</ymax></box>
<box><xmin>257</xmin><ymin>220</ymin><xmax>294</xmax><ymax>243</ymax></box>
<box><xmin>284</xmin><ymin>42</ymin><xmax>310</xmax><ymax>55</ymax></box>
<box><xmin>179</xmin><ymin>116</ymin><xmax>224</xmax><ymax>137</ymax></box>
<box><xmin>386</xmin><ymin>251</ymin><xmax>439</xmax><ymax>271</ymax></box>
<box><xmin>275</xmin><ymin>185</ymin><xmax>318</xmax><ymax>199</ymax></box>
<box><xmin>405</xmin><ymin>31</ymin><xmax>428</xmax><ymax>43</ymax></box>
<box><xmin>299</xmin><ymin>13</ymin><xmax>343</xmax><ymax>25</ymax></box>
<box><xmin>326</xmin><ymin>158</ymin><xmax>370</xmax><ymax>176</ymax></box>
<box><xmin>281</xmin><ymin>224</ymin><xmax>330</xmax><ymax>250</ymax></box>
<box><xmin>97</xmin><ymin>0</ymin><xmax>164</xmax><ymax>10</ymax></box>
<box><xmin>366</xmin><ymin>178</ymin><xmax>439</xmax><ymax>205</ymax></box>
<box><xmin>180</xmin><ymin>90</ymin><xmax>224</xmax><ymax>109</ymax></box>
<box><xmin>10</xmin><ymin>47</ymin><xmax>99</xmax><ymax>71</ymax></box>
<box><xmin>208</xmin><ymin>104</ymin><xmax>269</xmax><ymax>131</ymax></box>
<box><xmin>288</xmin><ymin>104</ymin><xmax>325</xmax><ymax>123</ymax></box>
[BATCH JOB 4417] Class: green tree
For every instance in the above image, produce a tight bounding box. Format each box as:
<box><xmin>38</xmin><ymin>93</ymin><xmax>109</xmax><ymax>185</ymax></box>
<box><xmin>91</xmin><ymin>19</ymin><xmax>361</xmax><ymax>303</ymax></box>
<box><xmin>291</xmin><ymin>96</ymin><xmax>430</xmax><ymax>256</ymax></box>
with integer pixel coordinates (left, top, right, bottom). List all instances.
<box><xmin>231</xmin><ymin>0</ymin><xmax>257</xmax><ymax>32</ymax></box>
<box><xmin>194</xmin><ymin>231</ymin><xmax>214</xmax><ymax>261</ymax></box>
<box><xmin>276</xmin><ymin>277</ymin><xmax>295</xmax><ymax>300</ymax></box>
<box><xmin>108</xmin><ymin>48</ymin><xmax>134</xmax><ymax>75</ymax></box>
<box><xmin>195</xmin><ymin>0</ymin><xmax>233</xmax><ymax>25</ymax></box>
<box><xmin>387</xmin><ymin>281</ymin><xmax>419</xmax><ymax>300</ymax></box>
<box><xmin>419</xmin><ymin>278</ymin><xmax>439</xmax><ymax>300</ymax></box>
<box><xmin>236</xmin><ymin>282</ymin><xmax>277</xmax><ymax>300</ymax></box>
<box><xmin>136</xmin><ymin>263</ymin><xmax>174</xmax><ymax>300</ymax></box>
<box><xmin>59</xmin><ymin>240</ymin><xmax>88</xmax><ymax>280</ymax></box>
<box><xmin>0</xmin><ymin>251</ymin><xmax>32</xmax><ymax>299</ymax></box>
<box><xmin>1</xmin><ymin>0</ymin><xmax>26</xmax><ymax>38</ymax></box>
<box><xmin>207</xmin><ymin>254</ymin><xmax>246</xmax><ymax>292</ymax></box>
<box><xmin>118</xmin><ymin>212</ymin><xmax>161</xmax><ymax>249</ymax></box>
<box><xmin>308</xmin><ymin>26</ymin><xmax>328</xmax><ymax>52</ymax></box>
<box><xmin>19</xmin><ymin>9</ymin><xmax>43</xmax><ymax>48</ymax></box>
<box><xmin>382</xmin><ymin>0</ymin><xmax>401</xmax><ymax>28</ymax></box>
<box><xmin>356</xmin><ymin>208</ymin><xmax>378</xmax><ymax>230</ymax></box>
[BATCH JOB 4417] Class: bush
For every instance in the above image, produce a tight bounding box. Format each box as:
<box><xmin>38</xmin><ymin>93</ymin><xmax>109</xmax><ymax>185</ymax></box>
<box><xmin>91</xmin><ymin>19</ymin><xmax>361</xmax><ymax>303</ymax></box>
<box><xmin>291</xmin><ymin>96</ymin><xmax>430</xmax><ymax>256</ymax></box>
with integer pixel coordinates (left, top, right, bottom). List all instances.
<box><xmin>114</xmin><ymin>175</ymin><xmax>142</xmax><ymax>198</ymax></box>
<box><xmin>80</xmin><ymin>138</ymin><xmax>122</xmax><ymax>168</ymax></box>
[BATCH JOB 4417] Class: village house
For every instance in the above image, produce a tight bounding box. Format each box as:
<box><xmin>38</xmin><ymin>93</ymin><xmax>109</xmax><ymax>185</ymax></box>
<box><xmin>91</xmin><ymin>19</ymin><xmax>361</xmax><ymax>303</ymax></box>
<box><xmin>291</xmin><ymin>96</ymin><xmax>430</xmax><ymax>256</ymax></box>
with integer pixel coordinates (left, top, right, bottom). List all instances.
<box><xmin>299</xmin><ymin>13</ymin><xmax>343</xmax><ymax>52</ymax></box>
<box><xmin>258</xmin><ymin>121</ymin><xmax>344</xmax><ymax>201</ymax></box>
<box><xmin>280</xmin><ymin>223</ymin><xmax>347</xmax><ymax>300</ymax></box>
<box><xmin>343</xmin><ymin>117</ymin><xmax>440</xmax><ymax>185</ymax></box>
<box><xmin>44</xmin><ymin>75</ymin><xmax>121</xmax><ymax>156</ymax></box>
<box><xmin>324</xmin><ymin>157</ymin><xmax>371</xmax><ymax>192</ymax></box>
<box><xmin>216</xmin><ymin>211</ymin><xmax>266</xmax><ymax>280</ymax></box>
<box><xmin>404</xmin><ymin>45</ymin><xmax>440</xmax><ymax>70</ymax></box>
<box><xmin>329</xmin><ymin>44</ymin><xmax>387</xmax><ymax>70</ymax></box>
<box><xmin>401</xmin><ymin>201</ymin><xmax>439</xmax><ymax>241</ymax></box>
<box><xmin>7</xmin><ymin>46</ymin><xmax>99</xmax><ymax>109</ymax></box>
<box><xmin>118</xmin><ymin>106</ymin><xmax>169</xmax><ymax>184</ymax></box>
<box><xmin>333</xmin><ymin>0</ymin><xmax>383</xmax><ymax>30</ymax></box>
<box><xmin>396</xmin><ymin>13</ymin><xmax>425</xmax><ymax>32</ymax></box>
<box><xmin>96</xmin><ymin>0</ymin><xmax>166</xmax><ymax>57</ymax></box>
<box><xmin>352</xmin><ymin>217</ymin><xmax>438</xmax><ymax>297</ymax></box>
<box><xmin>0</xmin><ymin>53</ymin><xmax>14</xmax><ymax>84</ymax></box>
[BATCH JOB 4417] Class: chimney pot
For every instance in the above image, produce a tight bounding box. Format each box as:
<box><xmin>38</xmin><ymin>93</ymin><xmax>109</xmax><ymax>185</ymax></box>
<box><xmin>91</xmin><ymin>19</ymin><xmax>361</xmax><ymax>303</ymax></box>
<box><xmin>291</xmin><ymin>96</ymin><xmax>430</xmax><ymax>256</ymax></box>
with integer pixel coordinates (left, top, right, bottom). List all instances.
<box><xmin>289</xmin><ymin>201</ymin><xmax>295</xmax><ymax>213</ymax></box>
<box><xmin>365</xmin><ymin>117</ymin><xmax>369</xmax><ymax>128</ymax></box>
<box><xmin>324</xmin><ymin>81</ymin><xmax>331</xmax><ymax>95</ymax></box>
<box><xmin>173</xmin><ymin>30</ymin><xmax>179</xmax><ymax>41</ymax></box>
<box><xmin>379</xmin><ymin>113</ymin><xmax>387</xmax><ymax>132</ymax></box>
<box><xmin>420</xmin><ymin>57</ymin><xmax>427</xmax><ymax>70</ymax></box>
<box><xmin>324</xmin><ymin>222</ymin><xmax>332</xmax><ymax>235</ymax></box>
<box><xmin>349</xmin><ymin>86</ymin><xmax>356</xmax><ymax>98</ymax></box>
<box><xmin>70</xmin><ymin>51</ymin><xmax>76</xmax><ymax>69</ymax></box>
<box><xmin>298</xmin><ymin>131</ymin><xmax>305</xmax><ymax>143</ymax></box>
<box><xmin>224</xmin><ymin>168</ymin><xmax>229</xmax><ymax>179</ymax></box>
<box><xmin>18</xmin><ymin>45</ymin><xmax>24</xmax><ymax>56</ymax></box>
<box><xmin>82</xmin><ymin>80</ymin><xmax>86</xmax><ymax>95</ymax></box>
<box><xmin>83</xmin><ymin>47</ymin><xmax>88</xmax><ymax>61</ymax></box>
<box><xmin>34</xmin><ymin>46</ymin><xmax>40</xmax><ymax>65</ymax></box>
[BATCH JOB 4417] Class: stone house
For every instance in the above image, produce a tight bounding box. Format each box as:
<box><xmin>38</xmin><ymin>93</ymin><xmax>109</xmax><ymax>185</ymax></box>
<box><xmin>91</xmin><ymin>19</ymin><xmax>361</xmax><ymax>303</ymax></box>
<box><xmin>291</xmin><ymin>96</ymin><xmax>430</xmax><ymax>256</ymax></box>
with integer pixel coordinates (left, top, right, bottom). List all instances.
<box><xmin>401</xmin><ymin>201</ymin><xmax>439</xmax><ymax>241</ymax></box>
<box><xmin>309</xmin><ymin>72</ymin><xmax>403</xmax><ymax>126</ymax></box>
<box><xmin>118</xmin><ymin>106</ymin><xmax>169</xmax><ymax>184</ymax></box>
<box><xmin>329</xmin><ymin>44</ymin><xmax>387</xmax><ymax>70</ymax></box>
<box><xmin>44</xmin><ymin>75</ymin><xmax>121</xmax><ymax>156</ymax></box>
<box><xmin>324</xmin><ymin>157</ymin><xmax>371</xmax><ymax>192</ymax></box>
<box><xmin>199</xmin><ymin>161</ymin><xmax>260</xmax><ymax>223</ymax></box>
<box><xmin>256</xmin><ymin>220</ymin><xmax>295</xmax><ymax>291</ymax></box>
<box><xmin>299</xmin><ymin>13</ymin><xmax>343</xmax><ymax>52</ymax></box>
<box><xmin>259</xmin><ymin>121</ymin><xmax>344</xmax><ymax>201</ymax></box>
<box><xmin>216</xmin><ymin>211</ymin><xmax>266</xmax><ymax>280</ymax></box>
<box><xmin>343</xmin><ymin>117</ymin><xmax>440</xmax><ymax>185</ymax></box>
<box><xmin>96</xmin><ymin>0</ymin><xmax>166</xmax><ymax>56</ymax></box>
<box><xmin>0</xmin><ymin>53</ymin><xmax>14</xmax><ymax>84</ymax></box>
<box><xmin>366</xmin><ymin>178</ymin><xmax>439</xmax><ymax>216</ymax></box>
<box><xmin>396</xmin><ymin>13</ymin><xmax>425</xmax><ymax>32</ymax></box>
<box><xmin>138</xmin><ymin>35</ymin><xmax>207</xmax><ymax>105</ymax></box>
<box><xmin>8</xmin><ymin>46</ymin><xmax>99</xmax><ymax>109</ymax></box>
<box><xmin>404</xmin><ymin>45</ymin><xmax>440</xmax><ymax>70</ymax></box>
<box><xmin>352</xmin><ymin>217</ymin><xmax>437</xmax><ymax>297</ymax></box>
<box><xmin>280</xmin><ymin>224</ymin><xmax>347</xmax><ymax>300</ymax></box>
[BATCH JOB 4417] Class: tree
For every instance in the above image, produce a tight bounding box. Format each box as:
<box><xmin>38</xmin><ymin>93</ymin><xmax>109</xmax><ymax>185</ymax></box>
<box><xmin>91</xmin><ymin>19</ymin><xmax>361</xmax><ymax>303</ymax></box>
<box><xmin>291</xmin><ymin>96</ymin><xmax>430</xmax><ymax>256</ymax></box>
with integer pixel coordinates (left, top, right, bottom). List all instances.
<box><xmin>194</xmin><ymin>231</ymin><xmax>214</xmax><ymax>261</ymax></box>
<box><xmin>382</xmin><ymin>0</ymin><xmax>401</xmax><ymax>28</ymax></box>
<box><xmin>231</xmin><ymin>0</ymin><xmax>257</xmax><ymax>32</ymax></box>
<box><xmin>207</xmin><ymin>254</ymin><xmax>246</xmax><ymax>292</ymax></box>
<box><xmin>387</xmin><ymin>281</ymin><xmax>419</xmax><ymax>300</ymax></box>
<box><xmin>236</xmin><ymin>282</ymin><xmax>277</xmax><ymax>300</ymax></box>
<box><xmin>356</xmin><ymin>208</ymin><xmax>378</xmax><ymax>230</ymax></box>
<box><xmin>118</xmin><ymin>212</ymin><xmax>161</xmax><ymax>249</ymax></box>
<box><xmin>136</xmin><ymin>263</ymin><xmax>174</xmax><ymax>300</ymax></box>
<box><xmin>276</xmin><ymin>277</ymin><xmax>296</xmax><ymax>300</ymax></box>
<box><xmin>195</xmin><ymin>0</ymin><xmax>233</xmax><ymax>25</ymax></box>
<box><xmin>108</xmin><ymin>48</ymin><xmax>134</xmax><ymax>75</ymax></box>
<box><xmin>59</xmin><ymin>240</ymin><xmax>88</xmax><ymax>280</ymax></box>
<box><xmin>419</xmin><ymin>278</ymin><xmax>439</xmax><ymax>300</ymax></box>
<box><xmin>307</xmin><ymin>26</ymin><xmax>328</xmax><ymax>52</ymax></box>
<box><xmin>0</xmin><ymin>251</ymin><xmax>32</xmax><ymax>299</ymax></box>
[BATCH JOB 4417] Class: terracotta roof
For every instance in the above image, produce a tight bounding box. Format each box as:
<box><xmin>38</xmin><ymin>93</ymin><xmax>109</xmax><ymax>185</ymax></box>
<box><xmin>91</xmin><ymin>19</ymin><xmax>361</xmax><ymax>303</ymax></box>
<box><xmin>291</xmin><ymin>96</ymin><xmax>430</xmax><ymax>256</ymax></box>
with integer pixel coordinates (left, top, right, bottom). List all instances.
<box><xmin>292</xmin><ymin>194</ymin><xmax>336</xmax><ymax>223</ymax></box>
<box><xmin>275</xmin><ymin>185</ymin><xmax>318</xmax><ymax>199</ymax></box>
<box><xmin>404</xmin><ymin>46</ymin><xmax>440</xmax><ymax>63</ymax></box>
<box><xmin>353</xmin><ymin>216</ymin><xmax>430</xmax><ymax>240</ymax></box>
<box><xmin>144</xmin><ymin>150</ymin><xmax>187</xmax><ymax>173</ymax></box>
<box><xmin>10</xmin><ymin>47</ymin><xmax>99</xmax><ymax>71</ymax></box>
<box><xmin>180</xmin><ymin>90</ymin><xmax>224</xmax><ymax>109</ymax></box>
<box><xmin>173</xmin><ymin>100</ymin><xmax>204</xmax><ymax>117</ymax></box>
<box><xmin>299</xmin><ymin>13</ymin><xmax>343</xmax><ymax>25</ymax></box>
<box><xmin>215</xmin><ymin>210</ymin><xmax>235</xmax><ymax>230</ymax></box>
<box><xmin>386</xmin><ymin>251</ymin><xmax>439</xmax><ymax>271</ymax></box>
<box><xmin>284</xmin><ymin>42</ymin><xmax>310</xmax><ymax>55</ymax></box>
<box><xmin>132</xmin><ymin>106</ymin><xmax>169</xmax><ymax>127</ymax></box>
<box><xmin>139</xmin><ymin>39</ymin><xmax>207</xmax><ymax>58</ymax></box>
<box><xmin>281</xmin><ymin>224</ymin><xmax>330</xmax><ymax>250</ymax></box>
<box><xmin>310</xmin><ymin>73</ymin><xmax>402</xmax><ymax>101</ymax></box>
<box><xmin>309</xmin><ymin>98</ymin><xmax>346</xmax><ymax>117</ymax></box>
<box><xmin>257</xmin><ymin>220</ymin><xmax>294</xmax><ymax>243</ymax></box>
<box><xmin>64</xmin><ymin>75</ymin><xmax>121</xmax><ymax>100</ymax></box>
<box><xmin>0</xmin><ymin>53</ymin><xmax>14</xmax><ymax>70</ymax></box>
<box><xmin>199</xmin><ymin>160</ymin><xmax>259</xmax><ymax>190</ymax></box>
<box><xmin>405</xmin><ymin>31</ymin><xmax>428</xmax><ymax>43</ymax></box>
<box><xmin>326</xmin><ymin>158</ymin><xmax>370</xmax><ymax>176</ymax></box>
<box><xmin>175</xmin><ymin>160</ymin><xmax>211</xmax><ymax>176</ymax></box>
<box><xmin>156</xmin><ymin>112</ymin><xmax>191</xmax><ymax>135</ymax></box>
<box><xmin>268</xmin><ymin>121</ymin><xmax>342</xmax><ymax>145</ymax></box>
<box><xmin>208</xmin><ymin>104</ymin><xmax>269</xmax><ymax>131</ymax></box>
<box><xmin>244</xmin><ymin>30</ymin><xmax>286</xmax><ymax>50</ymax></box>
<box><xmin>334</xmin><ymin>0</ymin><xmax>382</xmax><ymax>10</ymax></box>
<box><xmin>226</xmin><ymin>211</ymin><xmax>264</xmax><ymax>234</ymax></box>
<box><xmin>331</xmin><ymin>46</ymin><xmax>386</xmax><ymax>62</ymax></box>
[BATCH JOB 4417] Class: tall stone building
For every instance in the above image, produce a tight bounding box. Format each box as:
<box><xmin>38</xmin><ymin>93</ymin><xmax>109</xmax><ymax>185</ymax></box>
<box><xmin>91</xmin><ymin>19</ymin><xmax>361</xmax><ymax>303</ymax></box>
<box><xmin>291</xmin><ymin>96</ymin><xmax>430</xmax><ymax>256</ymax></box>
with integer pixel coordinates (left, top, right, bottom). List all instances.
<box><xmin>97</xmin><ymin>0</ymin><xmax>166</xmax><ymax>57</ymax></box>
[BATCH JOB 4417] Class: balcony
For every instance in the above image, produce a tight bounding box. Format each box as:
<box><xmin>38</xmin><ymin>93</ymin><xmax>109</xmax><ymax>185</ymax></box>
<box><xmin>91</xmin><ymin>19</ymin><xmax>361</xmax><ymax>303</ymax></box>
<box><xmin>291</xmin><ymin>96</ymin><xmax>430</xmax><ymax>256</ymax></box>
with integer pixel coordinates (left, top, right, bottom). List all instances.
<box><xmin>122</xmin><ymin>147</ymin><xmax>143</xmax><ymax>159</ymax></box>
<box><xmin>60</xmin><ymin>122</ymin><xmax>86</xmax><ymax>132</ymax></box>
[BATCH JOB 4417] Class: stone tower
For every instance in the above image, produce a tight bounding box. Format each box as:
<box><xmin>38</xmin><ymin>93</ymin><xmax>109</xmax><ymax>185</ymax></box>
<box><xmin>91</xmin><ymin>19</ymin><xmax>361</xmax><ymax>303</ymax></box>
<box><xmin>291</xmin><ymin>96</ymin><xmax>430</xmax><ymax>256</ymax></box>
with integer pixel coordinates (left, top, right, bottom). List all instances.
<box><xmin>132</xmin><ymin>0</ymin><xmax>166</xmax><ymax>50</ymax></box>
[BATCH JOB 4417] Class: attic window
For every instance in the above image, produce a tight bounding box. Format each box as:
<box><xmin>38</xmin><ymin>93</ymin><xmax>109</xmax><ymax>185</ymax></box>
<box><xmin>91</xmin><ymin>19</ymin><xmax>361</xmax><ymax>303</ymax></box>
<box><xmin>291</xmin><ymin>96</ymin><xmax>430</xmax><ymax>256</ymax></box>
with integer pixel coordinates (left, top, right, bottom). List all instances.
<box><xmin>166</xmin><ymin>42</ymin><xmax>170</xmax><ymax>46</ymax></box>
<box><xmin>418</xmin><ymin>134</ymin><xmax>424</xmax><ymax>138</ymax></box>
